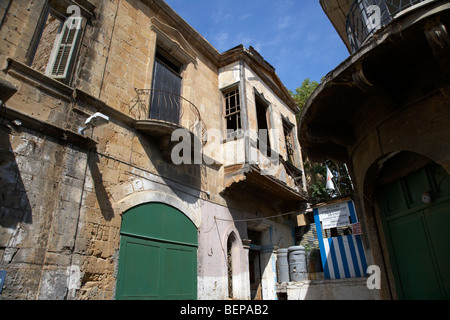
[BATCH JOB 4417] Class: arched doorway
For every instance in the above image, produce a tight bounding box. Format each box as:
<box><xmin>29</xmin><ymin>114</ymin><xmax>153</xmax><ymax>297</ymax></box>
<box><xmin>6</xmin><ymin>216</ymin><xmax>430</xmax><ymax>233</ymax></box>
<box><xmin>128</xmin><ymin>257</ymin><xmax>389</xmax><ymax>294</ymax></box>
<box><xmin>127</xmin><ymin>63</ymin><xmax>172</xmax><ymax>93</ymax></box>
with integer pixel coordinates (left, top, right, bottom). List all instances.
<box><xmin>226</xmin><ymin>232</ymin><xmax>239</xmax><ymax>300</ymax></box>
<box><xmin>116</xmin><ymin>203</ymin><xmax>198</xmax><ymax>300</ymax></box>
<box><xmin>375</xmin><ymin>154</ymin><xmax>450</xmax><ymax>299</ymax></box>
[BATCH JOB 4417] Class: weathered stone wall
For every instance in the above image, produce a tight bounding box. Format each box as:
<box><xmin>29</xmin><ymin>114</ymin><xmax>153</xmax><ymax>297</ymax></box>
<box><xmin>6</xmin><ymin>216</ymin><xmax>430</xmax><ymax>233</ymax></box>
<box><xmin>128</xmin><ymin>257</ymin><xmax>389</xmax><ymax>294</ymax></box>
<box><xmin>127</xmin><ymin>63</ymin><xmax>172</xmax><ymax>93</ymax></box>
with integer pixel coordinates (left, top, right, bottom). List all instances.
<box><xmin>0</xmin><ymin>127</ymin><xmax>88</xmax><ymax>299</ymax></box>
<box><xmin>77</xmin><ymin>0</ymin><xmax>156</xmax><ymax>114</ymax></box>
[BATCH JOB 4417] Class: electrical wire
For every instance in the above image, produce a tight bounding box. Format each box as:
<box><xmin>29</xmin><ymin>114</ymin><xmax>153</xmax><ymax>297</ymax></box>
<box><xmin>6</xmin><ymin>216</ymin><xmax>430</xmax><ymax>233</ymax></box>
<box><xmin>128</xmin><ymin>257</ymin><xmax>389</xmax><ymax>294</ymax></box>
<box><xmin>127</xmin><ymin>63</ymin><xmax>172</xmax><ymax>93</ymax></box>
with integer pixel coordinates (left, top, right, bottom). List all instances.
<box><xmin>214</xmin><ymin>209</ymin><xmax>303</xmax><ymax>223</ymax></box>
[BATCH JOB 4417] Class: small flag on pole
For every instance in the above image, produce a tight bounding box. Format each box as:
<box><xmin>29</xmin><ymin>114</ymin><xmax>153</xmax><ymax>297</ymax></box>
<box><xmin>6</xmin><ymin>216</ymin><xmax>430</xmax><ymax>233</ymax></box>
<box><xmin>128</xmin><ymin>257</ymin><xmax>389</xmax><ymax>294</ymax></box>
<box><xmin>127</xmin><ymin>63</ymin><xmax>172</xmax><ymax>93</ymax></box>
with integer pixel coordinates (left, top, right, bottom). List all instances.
<box><xmin>326</xmin><ymin>166</ymin><xmax>335</xmax><ymax>190</ymax></box>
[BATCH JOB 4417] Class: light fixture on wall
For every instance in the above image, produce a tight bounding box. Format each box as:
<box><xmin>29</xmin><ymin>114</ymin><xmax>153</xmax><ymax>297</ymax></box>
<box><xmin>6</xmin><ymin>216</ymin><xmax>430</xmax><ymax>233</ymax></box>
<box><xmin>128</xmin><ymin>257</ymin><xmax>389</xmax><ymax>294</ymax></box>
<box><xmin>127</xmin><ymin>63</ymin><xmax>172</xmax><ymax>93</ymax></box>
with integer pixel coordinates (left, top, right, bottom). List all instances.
<box><xmin>422</xmin><ymin>191</ymin><xmax>432</xmax><ymax>204</ymax></box>
<box><xmin>79</xmin><ymin>112</ymin><xmax>109</xmax><ymax>135</ymax></box>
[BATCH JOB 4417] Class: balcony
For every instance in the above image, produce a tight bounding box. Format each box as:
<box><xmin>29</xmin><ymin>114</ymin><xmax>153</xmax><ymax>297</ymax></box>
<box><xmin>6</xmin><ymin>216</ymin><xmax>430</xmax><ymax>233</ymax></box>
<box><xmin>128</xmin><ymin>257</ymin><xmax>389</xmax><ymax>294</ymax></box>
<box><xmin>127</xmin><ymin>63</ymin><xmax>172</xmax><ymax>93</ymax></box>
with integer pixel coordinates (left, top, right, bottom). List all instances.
<box><xmin>346</xmin><ymin>0</ymin><xmax>432</xmax><ymax>52</ymax></box>
<box><xmin>130</xmin><ymin>89</ymin><xmax>207</xmax><ymax>161</ymax></box>
<box><xmin>299</xmin><ymin>0</ymin><xmax>449</xmax><ymax>164</ymax></box>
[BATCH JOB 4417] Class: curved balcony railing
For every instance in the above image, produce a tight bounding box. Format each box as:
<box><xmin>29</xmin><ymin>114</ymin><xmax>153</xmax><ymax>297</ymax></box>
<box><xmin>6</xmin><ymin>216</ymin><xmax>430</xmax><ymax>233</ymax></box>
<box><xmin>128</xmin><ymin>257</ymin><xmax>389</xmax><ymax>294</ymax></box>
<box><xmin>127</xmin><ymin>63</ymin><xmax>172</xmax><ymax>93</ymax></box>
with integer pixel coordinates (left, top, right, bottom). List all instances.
<box><xmin>130</xmin><ymin>88</ymin><xmax>207</xmax><ymax>142</ymax></box>
<box><xmin>346</xmin><ymin>0</ymin><xmax>432</xmax><ymax>52</ymax></box>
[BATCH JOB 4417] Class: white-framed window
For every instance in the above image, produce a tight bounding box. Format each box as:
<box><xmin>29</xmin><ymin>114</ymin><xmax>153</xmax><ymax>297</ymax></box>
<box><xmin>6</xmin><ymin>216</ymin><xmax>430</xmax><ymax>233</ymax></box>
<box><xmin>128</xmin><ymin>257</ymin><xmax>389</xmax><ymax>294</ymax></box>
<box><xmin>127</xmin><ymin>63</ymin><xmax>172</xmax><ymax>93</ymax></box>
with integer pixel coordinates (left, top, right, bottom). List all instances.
<box><xmin>30</xmin><ymin>4</ymin><xmax>84</xmax><ymax>84</ymax></box>
<box><xmin>46</xmin><ymin>15</ymin><xmax>83</xmax><ymax>80</ymax></box>
<box><xmin>224</xmin><ymin>87</ymin><xmax>242</xmax><ymax>133</ymax></box>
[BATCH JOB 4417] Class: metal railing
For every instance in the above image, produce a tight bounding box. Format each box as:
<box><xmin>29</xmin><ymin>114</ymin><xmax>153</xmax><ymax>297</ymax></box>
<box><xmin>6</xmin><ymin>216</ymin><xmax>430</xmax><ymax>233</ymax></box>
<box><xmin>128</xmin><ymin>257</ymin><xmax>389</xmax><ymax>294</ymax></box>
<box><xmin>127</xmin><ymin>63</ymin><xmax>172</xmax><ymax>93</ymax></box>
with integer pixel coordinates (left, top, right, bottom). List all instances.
<box><xmin>346</xmin><ymin>0</ymin><xmax>431</xmax><ymax>52</ymax></box>
<box><xmin>130</xmin><ymin>88</ymin><xmax>207</xmax><ymax>141</ymax></box>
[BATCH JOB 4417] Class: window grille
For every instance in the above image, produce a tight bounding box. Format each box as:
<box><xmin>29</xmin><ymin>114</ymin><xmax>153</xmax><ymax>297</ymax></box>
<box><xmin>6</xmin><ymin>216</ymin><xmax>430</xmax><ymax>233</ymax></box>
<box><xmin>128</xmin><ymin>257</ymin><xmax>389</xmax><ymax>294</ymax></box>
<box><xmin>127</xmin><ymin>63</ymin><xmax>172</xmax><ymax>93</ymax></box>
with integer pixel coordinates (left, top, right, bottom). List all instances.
<box><xmin>224</xmin><ymin>88</ymin><xmax>242</xmax><ymax>133</ymax></box>
<box><xmin>283</xmin><ymin>121</ymin><xmax>295</xmax><ymax>165</ymax></box>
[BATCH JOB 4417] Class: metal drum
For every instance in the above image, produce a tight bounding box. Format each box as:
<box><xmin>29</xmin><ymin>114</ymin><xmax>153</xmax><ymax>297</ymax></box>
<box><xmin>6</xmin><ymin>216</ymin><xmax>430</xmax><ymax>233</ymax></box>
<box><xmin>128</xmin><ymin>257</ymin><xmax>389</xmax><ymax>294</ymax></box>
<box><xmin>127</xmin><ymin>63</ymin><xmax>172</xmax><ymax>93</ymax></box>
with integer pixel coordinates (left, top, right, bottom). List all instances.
<box><xmin>288</xmin><ymin>246</ymin><xmax>307</xmax><ymax>282</ymax></box>
<box><xmin>276</xmin><ymin>248</ymin><xmax>289</xmax><ymax>283</ymax></box>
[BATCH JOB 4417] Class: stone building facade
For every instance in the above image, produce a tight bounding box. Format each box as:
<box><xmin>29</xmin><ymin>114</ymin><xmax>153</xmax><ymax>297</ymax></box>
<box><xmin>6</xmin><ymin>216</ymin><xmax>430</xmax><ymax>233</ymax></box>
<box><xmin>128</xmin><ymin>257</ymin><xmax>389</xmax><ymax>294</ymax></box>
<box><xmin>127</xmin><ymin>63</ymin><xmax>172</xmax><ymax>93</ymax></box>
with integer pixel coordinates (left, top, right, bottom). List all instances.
<box><xmin>299</xmin><ymin>0</ymin><xmax>450</xmax><ymax>299</ymax></box>
<box><xmin>0</xmin><ymin>0</ymin><xmax>307</xmax><ymax>300</ymax></box>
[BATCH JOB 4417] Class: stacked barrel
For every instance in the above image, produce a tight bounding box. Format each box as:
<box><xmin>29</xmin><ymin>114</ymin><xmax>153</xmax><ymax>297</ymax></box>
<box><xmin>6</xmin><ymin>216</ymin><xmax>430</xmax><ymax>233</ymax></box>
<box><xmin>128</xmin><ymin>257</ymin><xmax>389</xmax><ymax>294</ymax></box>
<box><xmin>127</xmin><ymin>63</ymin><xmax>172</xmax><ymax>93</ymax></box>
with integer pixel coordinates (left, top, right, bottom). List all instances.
<box><xmin>276</xmin><ymin>246</ymin><xmax>307</xmax><ymax>283</ymax></box>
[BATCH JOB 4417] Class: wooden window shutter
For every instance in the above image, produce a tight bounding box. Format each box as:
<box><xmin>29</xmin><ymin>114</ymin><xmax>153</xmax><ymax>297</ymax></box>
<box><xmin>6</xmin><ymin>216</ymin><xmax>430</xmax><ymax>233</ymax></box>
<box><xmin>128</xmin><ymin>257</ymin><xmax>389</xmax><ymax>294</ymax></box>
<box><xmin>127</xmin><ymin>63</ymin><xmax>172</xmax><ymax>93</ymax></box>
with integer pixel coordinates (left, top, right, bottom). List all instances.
<box><xmin>46</xmin><ymin>17</ymin><xmax>82</xmax><ymax>82</ymax></box>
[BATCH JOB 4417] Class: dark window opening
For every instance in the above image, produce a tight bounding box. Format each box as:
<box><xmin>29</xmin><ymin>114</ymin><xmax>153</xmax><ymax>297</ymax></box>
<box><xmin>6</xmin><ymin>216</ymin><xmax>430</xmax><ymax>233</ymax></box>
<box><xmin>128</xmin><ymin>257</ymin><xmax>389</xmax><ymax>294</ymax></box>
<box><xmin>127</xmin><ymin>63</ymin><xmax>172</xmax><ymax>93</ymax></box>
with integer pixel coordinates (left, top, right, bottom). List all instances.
<box><xmin>255</xmin><ymin>95</ymin><xmax>271</xmax><ymax>155</ymax></box>
<box><xmin>283</xmin><ymin>120</ymin><xmax>295</xmax><ymax>165</ymax></box>
<box><xmin>155</xmin><ymin>47</ymin><xmax>182</xmax><ymax>75</ymax></box>
<box><xmin>150</xmin><ymin>48</ymin><xmax>182</xmax><ymax>123</ymax></box>
<box><xmin>247</xmin><ymin>229</ymin><xmax>262</xmax><ymax>300</ymax></box>
<box><xmin>227</xmin><ymin>236</ymin><xmax>234</xmax><ymax>299</ymax></box>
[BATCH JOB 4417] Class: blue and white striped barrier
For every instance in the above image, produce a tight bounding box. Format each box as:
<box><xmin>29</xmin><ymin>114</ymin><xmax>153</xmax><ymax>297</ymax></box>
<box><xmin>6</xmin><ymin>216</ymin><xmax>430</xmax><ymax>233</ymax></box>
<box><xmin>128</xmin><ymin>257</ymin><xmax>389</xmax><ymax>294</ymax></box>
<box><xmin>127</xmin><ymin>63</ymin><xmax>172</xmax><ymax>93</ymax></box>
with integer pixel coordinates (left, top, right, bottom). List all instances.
<box><xmin>313</xmin><ymin>200</ymin><xmax>368</xmax><ymax>279</ymax></box>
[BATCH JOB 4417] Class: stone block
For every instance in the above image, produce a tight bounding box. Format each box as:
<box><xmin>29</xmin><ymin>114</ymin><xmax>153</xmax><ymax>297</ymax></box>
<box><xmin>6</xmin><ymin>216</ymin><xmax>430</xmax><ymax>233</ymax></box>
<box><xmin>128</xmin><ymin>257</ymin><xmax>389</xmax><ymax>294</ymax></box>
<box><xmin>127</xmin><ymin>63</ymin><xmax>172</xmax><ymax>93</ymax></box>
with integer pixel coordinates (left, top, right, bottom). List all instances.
<box><xmin>38</xmin><ymin>268</ymin><xmax>70</xmax><ymax>300</ymax></box>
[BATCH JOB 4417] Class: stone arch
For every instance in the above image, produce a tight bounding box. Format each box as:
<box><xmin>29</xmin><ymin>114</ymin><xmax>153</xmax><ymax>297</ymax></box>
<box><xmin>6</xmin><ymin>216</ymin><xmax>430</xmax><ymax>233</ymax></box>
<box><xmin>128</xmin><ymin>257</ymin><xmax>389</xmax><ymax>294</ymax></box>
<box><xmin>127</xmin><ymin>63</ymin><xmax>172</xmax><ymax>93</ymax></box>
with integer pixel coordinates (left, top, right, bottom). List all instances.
<box><xmin>360</xmin><ymin>150</ymin><xmax>449</xmax><ymax>299</ymax></box>
<box><xmin>225</xmin><ymin>229</ymin><xmax>242</xmax><ymax>300</ymax></box>
<box><xmin>363</xmin><ymin>151</ymin><xmax>436</xmax><ymax>205</ymax></box>
<box><xmin>112</xmin><ymin>190</ymin><xmax>201</xmax><ymax>228</ymax></box>
<box><xmin>222</xmin><ymin>224</ymin><xmax>243</xmax><ymax>249</ymax></box>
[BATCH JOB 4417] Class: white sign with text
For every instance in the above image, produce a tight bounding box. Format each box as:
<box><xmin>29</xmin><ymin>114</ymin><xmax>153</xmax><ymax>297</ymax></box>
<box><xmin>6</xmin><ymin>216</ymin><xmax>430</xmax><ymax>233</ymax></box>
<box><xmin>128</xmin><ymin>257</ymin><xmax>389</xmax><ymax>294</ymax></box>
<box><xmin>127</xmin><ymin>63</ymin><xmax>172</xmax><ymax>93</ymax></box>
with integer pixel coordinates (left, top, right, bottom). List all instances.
<box><xmin>317</xmin><ymin>201</ymin><xmax>352</xmax><ymax>229</ymax></box>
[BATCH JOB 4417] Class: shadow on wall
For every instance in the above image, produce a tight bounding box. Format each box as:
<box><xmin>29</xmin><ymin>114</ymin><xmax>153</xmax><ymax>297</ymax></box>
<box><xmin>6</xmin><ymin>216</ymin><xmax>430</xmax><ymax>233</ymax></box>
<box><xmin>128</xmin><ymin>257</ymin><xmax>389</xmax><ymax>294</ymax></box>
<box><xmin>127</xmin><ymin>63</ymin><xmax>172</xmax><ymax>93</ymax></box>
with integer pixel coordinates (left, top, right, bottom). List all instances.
<box><xmin>136</xmin><ymin>133</ymin><xmax>202</xmax><ymax>203</ymax></box>
<box><xmin>0</xmin><ymin>128</ymin><xmax>32</xmax><ymax>228</ymax></box>
<box><xmin>88</xmin><ymin>150</ymin><xmax>115</xmax><ymax>221</ymax></box>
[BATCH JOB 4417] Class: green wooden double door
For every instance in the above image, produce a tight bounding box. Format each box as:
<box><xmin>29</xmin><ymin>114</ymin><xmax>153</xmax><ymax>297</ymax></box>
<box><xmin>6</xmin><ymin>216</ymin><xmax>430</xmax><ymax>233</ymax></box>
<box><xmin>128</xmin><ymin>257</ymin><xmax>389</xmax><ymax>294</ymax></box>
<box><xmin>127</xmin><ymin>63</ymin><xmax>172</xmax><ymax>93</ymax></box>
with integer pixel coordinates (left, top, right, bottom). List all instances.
<box><xmin>116</xmin><ymin>203</ymin><xmax>197</xmax><ymax>300</ymax></box>
<box><xmin>377</xmin><ymin>163</ymin><xmax>450</xmax><ymax>299</ymax></box>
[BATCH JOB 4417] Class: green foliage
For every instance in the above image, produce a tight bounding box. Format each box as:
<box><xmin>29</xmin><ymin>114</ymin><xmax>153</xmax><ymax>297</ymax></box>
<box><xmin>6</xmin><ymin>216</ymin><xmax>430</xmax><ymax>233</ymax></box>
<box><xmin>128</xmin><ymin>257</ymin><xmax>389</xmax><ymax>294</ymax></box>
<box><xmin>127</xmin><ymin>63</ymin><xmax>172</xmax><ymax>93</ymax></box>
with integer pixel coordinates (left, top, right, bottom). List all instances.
<box><xmin>292</xmin><ymin>78</ymin><xmax>353</xmax><ymax>203</ymax></box>
<box><xmin>303</xmin><ymin>159</ymin><xmax>328</xmax><ymax>199</ymax></box>
<box><xmin>303</xmin><ymin>159</ymin><xmax>353</xmax><ymax>203</ymax></box>
<box><xmin>289</xmin><ymin>78</ymin><xmax>320</xmax><ymax>114</ymax></box>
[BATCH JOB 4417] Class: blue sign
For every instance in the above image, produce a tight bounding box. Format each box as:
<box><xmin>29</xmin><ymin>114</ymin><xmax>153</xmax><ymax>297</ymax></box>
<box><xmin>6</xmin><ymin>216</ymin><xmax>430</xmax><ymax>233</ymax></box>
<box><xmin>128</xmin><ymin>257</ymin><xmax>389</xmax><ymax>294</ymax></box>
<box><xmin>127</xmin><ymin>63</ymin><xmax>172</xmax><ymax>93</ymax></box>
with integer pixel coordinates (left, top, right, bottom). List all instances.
<box><xmin>0</xmin><ymin>270</ymin><xmax>6</xmax><ymax>293</ymax></box>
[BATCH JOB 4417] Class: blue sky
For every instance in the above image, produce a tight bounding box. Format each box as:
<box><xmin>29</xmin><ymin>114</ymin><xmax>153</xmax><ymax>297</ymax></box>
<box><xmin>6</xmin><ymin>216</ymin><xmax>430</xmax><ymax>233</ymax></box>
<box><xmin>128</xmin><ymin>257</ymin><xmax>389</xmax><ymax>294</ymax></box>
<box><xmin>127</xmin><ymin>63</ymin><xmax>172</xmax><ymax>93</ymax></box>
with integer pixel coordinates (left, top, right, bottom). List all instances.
<box><xmin>164</xmin><ymin>0</ymin><xmax>350</xmax><ymax>91</ymax></box>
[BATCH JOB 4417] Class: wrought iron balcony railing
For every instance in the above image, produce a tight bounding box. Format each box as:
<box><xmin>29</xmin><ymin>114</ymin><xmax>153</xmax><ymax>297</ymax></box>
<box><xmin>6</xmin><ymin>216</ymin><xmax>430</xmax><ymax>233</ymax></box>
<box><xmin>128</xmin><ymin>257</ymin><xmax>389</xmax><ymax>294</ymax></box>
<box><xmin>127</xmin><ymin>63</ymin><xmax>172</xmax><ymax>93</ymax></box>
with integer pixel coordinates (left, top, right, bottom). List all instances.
<box><xmin>346</xmin><ymin>0</ymin><xmax>432</xmax><ymax>52</ymax></box>
<box><xmin>130</xmin><ymin>88</ymin><xmax>207</xmax><ymax>141</ymax></box>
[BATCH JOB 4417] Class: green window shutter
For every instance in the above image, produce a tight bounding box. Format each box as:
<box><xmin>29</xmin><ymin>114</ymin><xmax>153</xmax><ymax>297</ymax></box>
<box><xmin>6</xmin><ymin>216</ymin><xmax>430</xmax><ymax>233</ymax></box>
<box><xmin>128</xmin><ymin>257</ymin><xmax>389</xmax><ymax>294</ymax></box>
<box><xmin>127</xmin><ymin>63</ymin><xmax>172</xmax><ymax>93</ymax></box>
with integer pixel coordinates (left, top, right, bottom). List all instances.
<box><xmin>46</xmin><ymin>17</ymin><xmax>82</xmax><ymax>82</ymax></box>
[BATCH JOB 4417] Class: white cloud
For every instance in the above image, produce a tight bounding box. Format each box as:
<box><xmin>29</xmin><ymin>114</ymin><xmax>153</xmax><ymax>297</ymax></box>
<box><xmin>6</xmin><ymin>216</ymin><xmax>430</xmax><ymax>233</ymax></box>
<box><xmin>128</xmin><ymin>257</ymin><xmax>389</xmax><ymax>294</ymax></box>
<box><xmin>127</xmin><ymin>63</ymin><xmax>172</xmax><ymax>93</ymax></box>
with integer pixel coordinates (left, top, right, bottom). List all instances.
<box><xmin>306</xmin><ymin>32</ymin><xmax>319</xmax><ymax>42</ymax></box>
<box><xmin>211</xmin><ymin>30</ymin><xmax>230</xmax><ymax>52</ymax></box>
<box><xmin>239</xmin><ymin>13</ymin><xmax>252</xmax><ymax>21</ymax></box>
<box><xmin>277</xmin><ymin>15</ymin><xmax>293</xmax><ymax>30</ymax></box>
